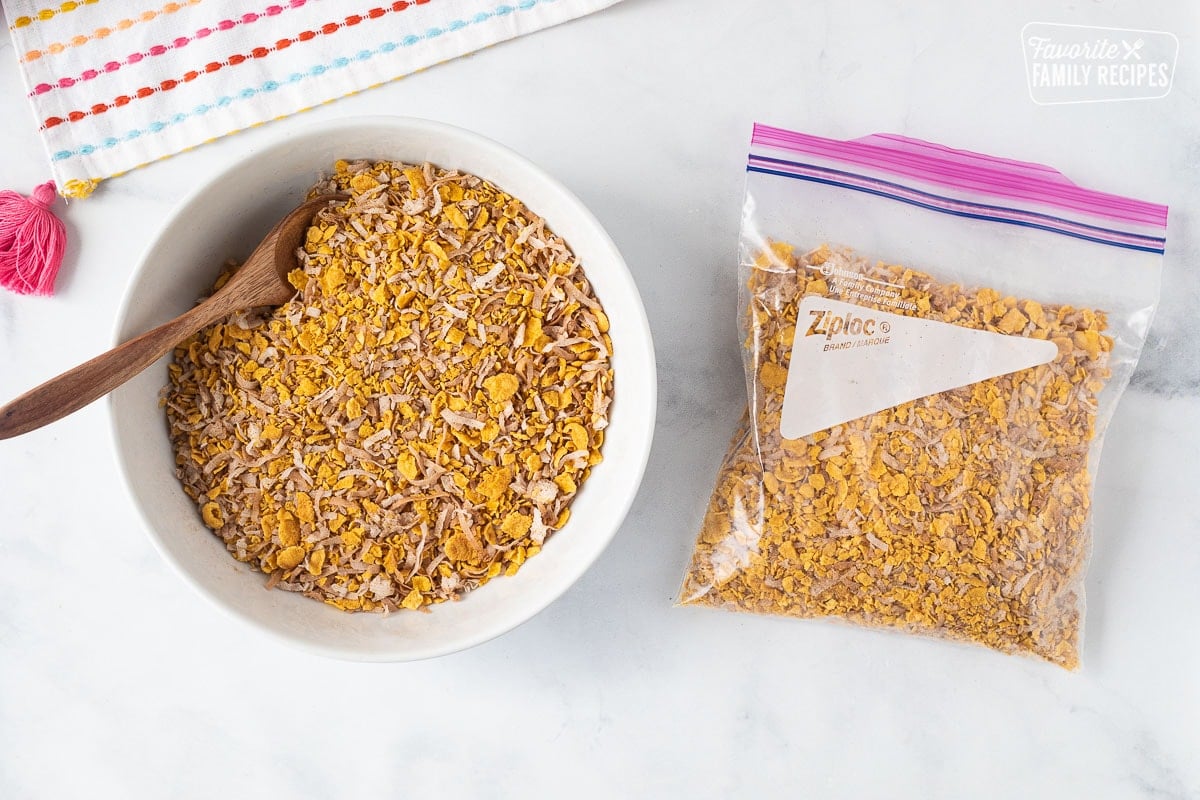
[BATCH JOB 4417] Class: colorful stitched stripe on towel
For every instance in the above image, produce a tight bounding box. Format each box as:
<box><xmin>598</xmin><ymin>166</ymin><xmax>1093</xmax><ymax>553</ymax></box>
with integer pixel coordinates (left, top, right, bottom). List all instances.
<box><xmin>3</xmin><ymin>0</ymin><xmax>623</xmax><ymax>196</ymax></box>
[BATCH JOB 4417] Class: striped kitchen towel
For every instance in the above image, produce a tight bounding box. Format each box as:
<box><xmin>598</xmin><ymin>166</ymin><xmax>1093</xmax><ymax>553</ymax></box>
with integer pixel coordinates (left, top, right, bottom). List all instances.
<box><xmin>4</xmin><ymin>0</ymin><xmax>620</xmax><ymax>198</ymax></box>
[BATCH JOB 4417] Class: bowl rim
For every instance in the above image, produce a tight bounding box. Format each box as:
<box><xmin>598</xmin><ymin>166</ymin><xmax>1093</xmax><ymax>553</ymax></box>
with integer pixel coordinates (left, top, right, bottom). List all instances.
<box><xmin>107</xmin><ymin>115</ymin><xmax>657</xmax><ymax>661</ymax></box>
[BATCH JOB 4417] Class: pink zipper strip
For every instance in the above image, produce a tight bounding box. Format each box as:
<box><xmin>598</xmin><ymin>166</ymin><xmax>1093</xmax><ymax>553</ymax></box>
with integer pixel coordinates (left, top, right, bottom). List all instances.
<box><xmin>751</xmin><ymin>124</ymin><xmax>1168</xmax><ymax>229</ymax></box>
<box><xmin>748</xmin><ymin>155</ymin><xmax>1163</xmax><ymax>252</ymax></box>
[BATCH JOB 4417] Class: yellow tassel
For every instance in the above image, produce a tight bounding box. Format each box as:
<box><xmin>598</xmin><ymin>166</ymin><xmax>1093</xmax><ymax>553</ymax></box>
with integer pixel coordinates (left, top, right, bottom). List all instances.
<box><xmin>61</xmin><ymin>178</ymin><xmax>99</xmax><ymax>199</ymax></box>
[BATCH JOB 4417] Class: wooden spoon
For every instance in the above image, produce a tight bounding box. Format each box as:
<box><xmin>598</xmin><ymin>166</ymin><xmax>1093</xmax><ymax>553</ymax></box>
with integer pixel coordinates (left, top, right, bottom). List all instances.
<box><xmin>0</xmin><ymin>194</ymin><xmax>346</xmax><ymax>440</ymax></box>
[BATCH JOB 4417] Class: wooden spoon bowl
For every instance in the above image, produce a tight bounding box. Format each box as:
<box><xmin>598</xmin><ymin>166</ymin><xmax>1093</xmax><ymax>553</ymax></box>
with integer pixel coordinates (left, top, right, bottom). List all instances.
<box><xmin>0</xmin><ymin>194</ymin><xmax>346</xmax><ymax>440</ymax></box>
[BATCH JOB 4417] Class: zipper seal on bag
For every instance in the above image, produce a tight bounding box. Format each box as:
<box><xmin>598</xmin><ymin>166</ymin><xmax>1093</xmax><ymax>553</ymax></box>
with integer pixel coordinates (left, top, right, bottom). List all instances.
<box><xmin>748</xmin><ymin>124</ymin><xmax>1168</xmax><ymax>253</ymax></box>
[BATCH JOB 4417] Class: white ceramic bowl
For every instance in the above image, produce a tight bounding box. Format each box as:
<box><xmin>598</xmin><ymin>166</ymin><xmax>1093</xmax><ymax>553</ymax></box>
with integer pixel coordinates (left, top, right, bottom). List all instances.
<box><xmin>110</xmin><ymin>117</ymin><xmax>656</xmax><ymax>661</ymax></box>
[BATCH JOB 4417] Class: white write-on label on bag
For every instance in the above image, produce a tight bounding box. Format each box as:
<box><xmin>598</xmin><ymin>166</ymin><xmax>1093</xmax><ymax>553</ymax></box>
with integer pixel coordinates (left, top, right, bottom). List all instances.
<box><xmin>779</xmin><ymin>296</ymin><xmax>1059</xmax><ymax>440</ymax></box>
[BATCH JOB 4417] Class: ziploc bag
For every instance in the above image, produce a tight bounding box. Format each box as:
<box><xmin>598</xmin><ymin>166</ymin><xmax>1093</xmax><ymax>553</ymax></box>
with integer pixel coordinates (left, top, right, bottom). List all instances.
<box><xmin>678</xmin><ymin>125</ymin><xmax>1168</xmax><ymax>669</ymax></box>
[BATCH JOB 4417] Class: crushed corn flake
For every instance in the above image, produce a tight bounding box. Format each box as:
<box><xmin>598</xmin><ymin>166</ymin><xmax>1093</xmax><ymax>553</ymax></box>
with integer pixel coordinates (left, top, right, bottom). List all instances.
<box><xmin>680</xmin><ymin>244</ymin><xmax>1111</xmax><ymax>669</ymax></box>
<box><xmin>164</xmin><ymin>160</ymin><xmax>614</xmax><ymax>613</ymax></box>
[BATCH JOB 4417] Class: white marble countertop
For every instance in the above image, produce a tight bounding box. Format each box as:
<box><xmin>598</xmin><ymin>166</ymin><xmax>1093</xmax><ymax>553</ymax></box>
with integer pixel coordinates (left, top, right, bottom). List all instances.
<box><xmin>2</xmin><ymin>1</ymin><xmax>1198</xmax><ymax>797</ymax></box>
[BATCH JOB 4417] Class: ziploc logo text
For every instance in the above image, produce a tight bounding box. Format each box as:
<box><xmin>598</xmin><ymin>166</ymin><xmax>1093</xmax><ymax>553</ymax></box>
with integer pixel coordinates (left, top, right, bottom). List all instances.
<box><xmin>805</xmin><ymin>308</ymin><xmax>893</xmax><ymax>351</ymax></box>
<box><xmin>806</xmin><ymin>309</ymin><xmax>887</xmax><ymax>340</ymax></box>
<box><xmin>1022</xmin><ymin>23</ymin><xmax>1177</xmax><ymax>105</ymax></box>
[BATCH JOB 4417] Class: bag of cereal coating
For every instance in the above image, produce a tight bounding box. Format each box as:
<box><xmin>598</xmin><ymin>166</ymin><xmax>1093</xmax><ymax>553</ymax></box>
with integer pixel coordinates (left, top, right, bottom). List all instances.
<box><xmin>679</xmin><ymin>125</ymin><xmax>1168</xmax><ymax>669</ymax></box>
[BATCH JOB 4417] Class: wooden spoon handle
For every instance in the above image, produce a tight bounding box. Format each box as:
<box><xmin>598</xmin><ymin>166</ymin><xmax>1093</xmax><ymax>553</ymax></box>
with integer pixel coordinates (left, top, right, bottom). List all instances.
<box><xmin>0</xmin><ymin>289</ymin><xmax>246</xmax><ymax>440</ymax></box>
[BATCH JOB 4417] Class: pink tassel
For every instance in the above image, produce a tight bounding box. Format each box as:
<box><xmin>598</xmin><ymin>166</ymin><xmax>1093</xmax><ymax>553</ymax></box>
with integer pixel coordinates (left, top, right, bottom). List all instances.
<box><xmin>0</xmin><ymin>181</ymin><xmax>67</xmax><ymax>296</ymax></box>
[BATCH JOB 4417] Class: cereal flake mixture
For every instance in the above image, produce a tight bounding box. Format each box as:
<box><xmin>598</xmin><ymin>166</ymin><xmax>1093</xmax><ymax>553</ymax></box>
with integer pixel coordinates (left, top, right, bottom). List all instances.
<box><xmin>165</xmin><ymin>160</ymin><xmax>613</xmax><ymax>612</ymax></box>
<box><xmin>680</xmin><ymin>243</ymin><xmax>1111</xmax><ymax>668</ymax></box>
